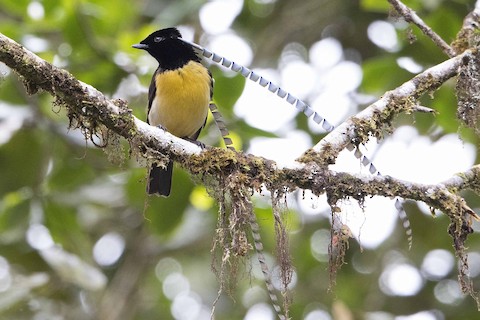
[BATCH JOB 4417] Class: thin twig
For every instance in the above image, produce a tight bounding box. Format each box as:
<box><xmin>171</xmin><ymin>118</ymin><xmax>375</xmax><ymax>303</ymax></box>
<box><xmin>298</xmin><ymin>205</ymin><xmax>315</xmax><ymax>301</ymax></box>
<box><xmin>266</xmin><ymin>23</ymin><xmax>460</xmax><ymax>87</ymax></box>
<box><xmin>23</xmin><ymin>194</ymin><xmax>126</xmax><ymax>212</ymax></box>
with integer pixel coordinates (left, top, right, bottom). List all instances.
<box><xmin>388</xmin><ymin>0</ymin><xmax>456</xmax><ymax>57</ymax></box>
<box><xmin>413</xmin><ymin>105</ymin><xmax>436</xmax><ymax>113</ymax></box>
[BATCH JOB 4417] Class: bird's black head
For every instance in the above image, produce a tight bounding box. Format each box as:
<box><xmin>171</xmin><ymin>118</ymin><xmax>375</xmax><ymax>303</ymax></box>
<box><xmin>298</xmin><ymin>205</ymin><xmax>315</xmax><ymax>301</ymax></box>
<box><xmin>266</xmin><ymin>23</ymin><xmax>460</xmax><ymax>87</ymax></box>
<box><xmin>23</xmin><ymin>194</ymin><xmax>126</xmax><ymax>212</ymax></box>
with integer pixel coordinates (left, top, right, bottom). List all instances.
<box><xmin>132</xmin><ymin>28</ymin><xmax>199</xmax><ymax>70</ymax></box>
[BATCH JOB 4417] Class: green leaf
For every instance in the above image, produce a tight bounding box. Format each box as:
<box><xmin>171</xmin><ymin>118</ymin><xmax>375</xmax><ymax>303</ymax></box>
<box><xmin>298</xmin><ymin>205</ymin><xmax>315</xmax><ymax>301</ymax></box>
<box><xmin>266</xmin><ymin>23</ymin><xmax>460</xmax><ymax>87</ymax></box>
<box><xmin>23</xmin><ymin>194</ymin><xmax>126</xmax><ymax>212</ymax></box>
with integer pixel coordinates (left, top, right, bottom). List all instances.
<box><xmin>361</xmin><ymin>56</ymin><xmax>411</xmax><ymax>95</ymax></box>
<box><xmin>43</xmin><ymin>199</ymin><xmax>92</xmax><ymax>257</ymax></box>
<box><xmin>360</xmin><ymin>0</ymin><xmax>391</xmax><ymax>12</ymax></box>
<box><xmin>0</xmin><ymin>191</ymin><xmax>30</xmax><ymax>243</ymax></box>
<box><xmin>428</xmin><ymin>84</ymin><xmax>459</xmax><ymax>134</ymax></box>
<box><xmin>424</xmin><ymin>5</ymin><xmax>462</xmax><ymax>43</ymax></box>
<box><xmin>0</xmin><ymin>129</ymin><xmax>44</xmax><ymax>196</ymax></box>
<box><xmin>46</xmin><ymin>144</ymin><xmax>98</xmax><ymax>192</ymax></box>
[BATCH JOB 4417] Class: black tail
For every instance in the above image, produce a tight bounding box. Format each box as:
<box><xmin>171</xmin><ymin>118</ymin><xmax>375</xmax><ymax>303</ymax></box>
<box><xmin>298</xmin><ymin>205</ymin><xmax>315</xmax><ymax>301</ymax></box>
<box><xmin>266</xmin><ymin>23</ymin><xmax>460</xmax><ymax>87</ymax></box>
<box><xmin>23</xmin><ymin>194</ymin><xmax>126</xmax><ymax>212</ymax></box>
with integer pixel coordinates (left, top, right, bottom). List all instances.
<box><xmin>147</xmin><ymin>161</ymin><xmax>173</xmax><ymax>196</ymax></box>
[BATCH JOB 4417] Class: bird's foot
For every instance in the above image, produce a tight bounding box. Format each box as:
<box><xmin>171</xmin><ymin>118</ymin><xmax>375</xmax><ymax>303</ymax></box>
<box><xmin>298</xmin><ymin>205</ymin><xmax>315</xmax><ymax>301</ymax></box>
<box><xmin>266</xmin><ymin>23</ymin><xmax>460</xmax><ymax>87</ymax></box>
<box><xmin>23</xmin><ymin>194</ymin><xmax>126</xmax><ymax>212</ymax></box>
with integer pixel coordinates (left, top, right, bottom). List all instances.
<box><xmin>184</xmin><ymin>137</ymin><xmax>206</xmax><ymax>149</ymax></box>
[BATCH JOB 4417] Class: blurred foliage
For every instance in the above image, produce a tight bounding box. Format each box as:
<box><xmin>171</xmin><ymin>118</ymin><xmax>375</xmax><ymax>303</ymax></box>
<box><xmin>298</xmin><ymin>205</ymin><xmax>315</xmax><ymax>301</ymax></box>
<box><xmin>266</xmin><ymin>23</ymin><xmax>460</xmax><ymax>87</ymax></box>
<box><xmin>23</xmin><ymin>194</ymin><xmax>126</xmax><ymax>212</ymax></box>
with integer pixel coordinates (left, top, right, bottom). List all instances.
<box><xmin>1</xmin><ymin>0</ymin><xmax>480</xmax><ymax>320</ymax></box>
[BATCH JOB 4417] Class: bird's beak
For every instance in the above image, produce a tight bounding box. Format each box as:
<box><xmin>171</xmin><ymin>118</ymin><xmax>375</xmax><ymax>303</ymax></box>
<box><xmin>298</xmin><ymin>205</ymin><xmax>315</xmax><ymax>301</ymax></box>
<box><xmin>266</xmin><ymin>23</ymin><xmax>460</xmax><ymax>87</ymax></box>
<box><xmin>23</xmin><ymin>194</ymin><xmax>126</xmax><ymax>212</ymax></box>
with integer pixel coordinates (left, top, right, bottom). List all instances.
<box><xmin>132</xmin><ymin>43</ymin><xmax>149</xmax><ymax>50</ymax></box>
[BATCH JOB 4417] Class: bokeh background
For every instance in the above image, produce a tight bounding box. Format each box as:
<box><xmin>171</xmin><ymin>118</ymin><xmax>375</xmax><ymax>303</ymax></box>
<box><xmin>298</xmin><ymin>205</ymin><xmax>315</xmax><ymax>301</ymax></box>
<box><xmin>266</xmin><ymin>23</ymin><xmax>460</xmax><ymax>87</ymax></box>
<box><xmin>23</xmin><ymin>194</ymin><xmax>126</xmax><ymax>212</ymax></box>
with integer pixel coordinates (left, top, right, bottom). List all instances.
<box><xmin>1</xmin><ymin>0</ymin><xmax>480</xmax><ymax>319</ymax></box>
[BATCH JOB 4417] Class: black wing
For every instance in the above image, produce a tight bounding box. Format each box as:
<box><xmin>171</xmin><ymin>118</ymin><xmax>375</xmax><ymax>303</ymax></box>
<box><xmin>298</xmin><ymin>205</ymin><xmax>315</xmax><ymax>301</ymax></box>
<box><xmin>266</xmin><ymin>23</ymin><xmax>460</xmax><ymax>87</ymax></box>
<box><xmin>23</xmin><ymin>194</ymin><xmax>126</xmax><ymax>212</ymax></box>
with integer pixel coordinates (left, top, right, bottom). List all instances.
<box><xmin>209</xmin><ymin>69</ymin><xmax>214</xmax><ymax>100</ymax></box>
<box><xmin>147</xmin><ymin>67</ymin><xmax>163</xmax><ymax>125</ymax></box>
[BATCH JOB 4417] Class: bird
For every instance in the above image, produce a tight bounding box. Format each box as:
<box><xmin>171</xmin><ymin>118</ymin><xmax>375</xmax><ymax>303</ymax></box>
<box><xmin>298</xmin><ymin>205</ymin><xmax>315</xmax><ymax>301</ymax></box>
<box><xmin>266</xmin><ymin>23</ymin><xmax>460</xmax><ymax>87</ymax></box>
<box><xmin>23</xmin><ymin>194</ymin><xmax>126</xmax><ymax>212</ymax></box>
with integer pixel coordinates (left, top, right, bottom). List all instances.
<box><xmin>132</xmin><ymin>27</ymin><xmax>212</xmax><ymax>196</ymax></box>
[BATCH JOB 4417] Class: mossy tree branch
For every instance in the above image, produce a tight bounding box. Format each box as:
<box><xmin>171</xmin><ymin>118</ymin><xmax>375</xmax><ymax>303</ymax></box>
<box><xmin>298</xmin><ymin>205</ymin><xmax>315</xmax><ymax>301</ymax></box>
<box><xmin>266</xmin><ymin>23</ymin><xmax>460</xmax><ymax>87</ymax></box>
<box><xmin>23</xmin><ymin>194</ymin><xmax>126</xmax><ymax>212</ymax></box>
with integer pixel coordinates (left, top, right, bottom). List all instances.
<box><xmin>307</xmin><ymin>50</ymin><xmax>472</xmax><ymax>167</ymax></box>
<box><xmin>1</xmin><ymin>30</ymin><xmax>478</xmax><ymax>235</ymax></box>
<box><xmin>1</xmin><ymin>30</ymin><xmax>479</xmax><ymax>306</ymax></box>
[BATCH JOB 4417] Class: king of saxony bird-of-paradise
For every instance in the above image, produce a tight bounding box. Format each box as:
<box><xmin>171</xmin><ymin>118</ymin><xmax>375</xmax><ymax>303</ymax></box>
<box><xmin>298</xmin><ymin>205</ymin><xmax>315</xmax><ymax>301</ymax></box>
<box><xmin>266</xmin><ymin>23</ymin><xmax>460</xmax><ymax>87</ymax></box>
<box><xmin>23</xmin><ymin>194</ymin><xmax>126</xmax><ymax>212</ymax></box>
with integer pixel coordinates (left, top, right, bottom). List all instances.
<box><xmin>132</xmin><ymin>28</ymin><xmax>213</xmax><ymax>197</ymax></box>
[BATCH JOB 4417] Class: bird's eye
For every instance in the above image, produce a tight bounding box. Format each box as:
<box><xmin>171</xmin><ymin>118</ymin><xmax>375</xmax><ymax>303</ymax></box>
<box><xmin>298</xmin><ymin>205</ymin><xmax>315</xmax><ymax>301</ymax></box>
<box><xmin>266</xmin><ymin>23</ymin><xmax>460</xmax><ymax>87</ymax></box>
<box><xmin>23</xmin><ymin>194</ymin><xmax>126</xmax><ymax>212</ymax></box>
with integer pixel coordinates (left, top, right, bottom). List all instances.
<box><xmin>154</xmin><ymin>36</ymin><xmax>163</xmax><ymax>43</ymax></box>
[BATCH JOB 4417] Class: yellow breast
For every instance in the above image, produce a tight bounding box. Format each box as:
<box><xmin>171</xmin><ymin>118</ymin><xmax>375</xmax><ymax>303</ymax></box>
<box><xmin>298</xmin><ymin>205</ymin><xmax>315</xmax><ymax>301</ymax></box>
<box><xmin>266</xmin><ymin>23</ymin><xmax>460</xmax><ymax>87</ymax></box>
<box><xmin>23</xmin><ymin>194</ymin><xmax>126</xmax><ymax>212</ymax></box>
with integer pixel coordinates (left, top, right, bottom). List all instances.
<box><xmin>148</xmin><ymin>61</ymin><xmax>211</xmax><ymax>139</ymax></box>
